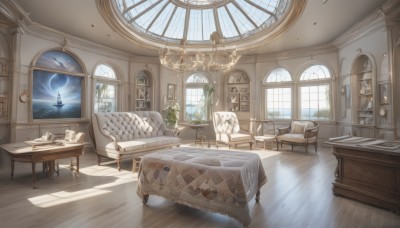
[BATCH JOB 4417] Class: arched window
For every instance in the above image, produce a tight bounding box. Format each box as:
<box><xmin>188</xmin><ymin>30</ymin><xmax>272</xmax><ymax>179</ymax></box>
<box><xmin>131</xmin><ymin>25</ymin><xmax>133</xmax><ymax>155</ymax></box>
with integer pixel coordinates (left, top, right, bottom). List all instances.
<box><xmin>299</xmin><ymin>65</ymin><xmax>331</xmax><ymax>120</ymax></box>
<box><xmin>32</xmin><ymin>50</ymin><xmax>84</xmax><ymax>119</ymax></box>
<box><xmin>264</xmin><ymin>68</ymin><xmax>292</xmax><ymax>120</ymax></box>
<box><xmin>93</xmin><ymin>63</ymin><xmax>119</xmax><ymax>113</ymax></box>
<box><xmin>185</xmin><ymin>72</ymin><xmax>210</xmax><ymax>121</ymax></box>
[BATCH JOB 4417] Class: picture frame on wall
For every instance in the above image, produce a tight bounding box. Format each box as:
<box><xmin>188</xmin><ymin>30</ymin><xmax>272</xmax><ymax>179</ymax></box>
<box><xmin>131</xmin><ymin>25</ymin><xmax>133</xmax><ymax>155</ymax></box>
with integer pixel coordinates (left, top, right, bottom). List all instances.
<box><xmin>379</xmin><ymin>83</ymin><xmax>389</xmax><ymax>105</ymax></box>
<box><xmin>345</xmin><ymin>85</ymin><xmax>351</xmax><ymax>108</ymax></box>
<box><xmin>32</xmin><ymin>71</ymin><xmax>83</xmax><ymax>119</ymax></box>
<box><xmin>167</xmin><ymin>84</ymin><xmax>176</xmax><ymax>101</ymax></box>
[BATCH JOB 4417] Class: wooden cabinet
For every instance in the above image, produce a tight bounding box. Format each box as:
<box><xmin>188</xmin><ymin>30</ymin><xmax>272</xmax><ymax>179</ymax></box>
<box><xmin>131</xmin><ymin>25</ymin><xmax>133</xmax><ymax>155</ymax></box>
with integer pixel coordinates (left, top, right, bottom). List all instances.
<box><xmin>326</xmin><ymin>140</ymin><xmax>400</xmax><ymax>213</ymax></box>
<box><xmin>226</xmin><ymin>71</ymin><xmax>250</xmax><ymax>112</ymax></box>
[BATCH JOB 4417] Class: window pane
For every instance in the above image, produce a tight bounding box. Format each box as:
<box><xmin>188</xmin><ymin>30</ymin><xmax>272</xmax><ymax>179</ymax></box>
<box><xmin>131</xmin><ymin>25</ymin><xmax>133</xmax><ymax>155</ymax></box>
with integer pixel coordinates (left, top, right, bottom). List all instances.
<box><xmin>265</xmin><ymin>68</ymin><xmax>292</xmax><ymax>83</ymax></box>
<box><xmin>300</xmin><ymin>65</ymin><xmax>331</xmax><ymax>81</ymax></box>
<box><xmin>94</xmin><ymin>64</ymin><xmax>116</xmax><ymax>79</ymax></box>
<box><xmin>185</xmin><ymin>88</ymin><xmax>206</xmax><ymax>121</ymax></box>
<box><xmin>95</xmin><ymin>82</ymin><xmax>116</xmax><ymax>113</ymax></box>
<box><xmin>265</xmin><ymin>87</ymin><xmax>291</xmax><ymax>120</ymax></box>
<box><xmin>186</xmin><ymin>73</ymin><xmax>209</xmax><ymax>83</ymax></box>
<box><xmin>300</xmin><ymin>85</ymin><xmax>330</xmax><ymax>120</ymax></box>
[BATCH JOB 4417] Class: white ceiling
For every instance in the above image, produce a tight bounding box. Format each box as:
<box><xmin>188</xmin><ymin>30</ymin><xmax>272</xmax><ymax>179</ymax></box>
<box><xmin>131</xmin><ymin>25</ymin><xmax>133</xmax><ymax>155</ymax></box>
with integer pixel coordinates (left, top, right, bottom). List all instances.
<box><xmin>14</xmin><ymin>0</ymin><xmax>387</xmax><ymax>56</ymax></box>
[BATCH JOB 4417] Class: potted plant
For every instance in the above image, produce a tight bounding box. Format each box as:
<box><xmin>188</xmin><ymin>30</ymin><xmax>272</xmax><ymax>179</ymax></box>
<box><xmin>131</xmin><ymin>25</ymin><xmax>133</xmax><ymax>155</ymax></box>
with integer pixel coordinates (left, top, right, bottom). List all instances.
<box><xmin>163</xmin><ymin>101</ymin><xmax>180</xmax><ymax>128</ymax></box>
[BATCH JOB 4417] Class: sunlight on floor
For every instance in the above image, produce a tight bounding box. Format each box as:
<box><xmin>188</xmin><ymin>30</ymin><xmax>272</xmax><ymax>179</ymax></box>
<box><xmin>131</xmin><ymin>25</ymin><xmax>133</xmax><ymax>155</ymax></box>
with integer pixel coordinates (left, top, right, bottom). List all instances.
<box><xmin>28</xmin><ymin>164</ymin><xmax>138</xmax><ymax>208</ymax></box>
<box><xmin>27</xmin><ymin>145</ymin><xmax>279</xmax><ymax>209</ymax></box>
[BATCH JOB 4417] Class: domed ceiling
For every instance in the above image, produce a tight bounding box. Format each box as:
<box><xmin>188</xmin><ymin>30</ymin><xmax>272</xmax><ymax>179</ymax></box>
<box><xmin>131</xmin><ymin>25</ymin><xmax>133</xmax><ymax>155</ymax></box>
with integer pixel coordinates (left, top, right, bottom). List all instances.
<box><xmin>99</xmin><ymin>0</ymin><xmax>306</xmax><ymax>51</ymax></box>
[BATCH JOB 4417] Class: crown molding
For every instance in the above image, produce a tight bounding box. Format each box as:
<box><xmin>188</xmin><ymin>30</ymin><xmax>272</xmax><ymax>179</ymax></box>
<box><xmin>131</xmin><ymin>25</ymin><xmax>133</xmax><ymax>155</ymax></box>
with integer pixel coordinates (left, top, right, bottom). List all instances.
<box><xmin>23</xmin><ymin>23</ymin><xmax>134</xmax><ymax>62</ymax></box>
<box><xmin>251</xmin><ymin>43</ymin><xmax>337</xmax><ymax>63</ymax></box>
<box><xmin>332</xmin><ymin>8</ymin><xmax>386</xmax><ymax>49</ymax></box>
<box><xmin>0</xmin><ymin>0</ymin><xmax>32</xmax><ymax>29</ymax></box>
<box><xmin>129</xmin><ymin>55</ymin><xmax>159</xmax><ymax>64</ymax></box>
<box><xmin>382</xmin><ymin>0</ymin><xmax>400</xmax><ymax>27</ymax></box>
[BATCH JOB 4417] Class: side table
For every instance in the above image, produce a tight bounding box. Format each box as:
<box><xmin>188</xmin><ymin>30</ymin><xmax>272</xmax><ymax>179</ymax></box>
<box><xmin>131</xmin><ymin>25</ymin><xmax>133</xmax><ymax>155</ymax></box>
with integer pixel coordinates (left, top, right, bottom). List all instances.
<box><xmin>250</xmin><ymin>119</ymin><xmax>278</xmax><ymax>150</ymax></box>
<box><xmin>180</xmin><ymin>123</ymin><xmax>209</xmax><ymax>146</ymax></box>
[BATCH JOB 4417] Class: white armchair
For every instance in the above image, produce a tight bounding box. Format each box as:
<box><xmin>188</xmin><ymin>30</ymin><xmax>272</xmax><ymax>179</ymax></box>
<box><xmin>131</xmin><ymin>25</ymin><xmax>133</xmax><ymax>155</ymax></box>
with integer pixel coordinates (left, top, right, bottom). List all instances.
<box><xmin>212</xmin><ymin>112</ymin><xmax>254</xmax><ymax>149</ymax></box>
<box><xmin>277</xmin><ymin>120</ymin><xmax>319</xmax><ymax>153</ymax></box>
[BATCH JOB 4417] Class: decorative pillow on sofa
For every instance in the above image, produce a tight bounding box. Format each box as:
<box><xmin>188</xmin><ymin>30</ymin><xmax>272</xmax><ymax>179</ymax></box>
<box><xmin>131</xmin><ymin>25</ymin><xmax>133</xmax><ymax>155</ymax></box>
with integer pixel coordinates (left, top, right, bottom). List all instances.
<box><xmin>290</xmin><ymin>121</ymin><xmax>307</xmax><ymax>134</ymax></box>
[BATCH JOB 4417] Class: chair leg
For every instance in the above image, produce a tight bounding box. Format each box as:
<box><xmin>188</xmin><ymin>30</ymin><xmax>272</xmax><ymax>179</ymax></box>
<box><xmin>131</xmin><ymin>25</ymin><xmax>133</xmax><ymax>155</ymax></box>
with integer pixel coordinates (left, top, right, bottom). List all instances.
<box><xmin>117</xmin><ymin>158</ymin><xmax>121</xmax><ymax>171</ymax></box>
<box><xmin>97</xmin><ymin>155</ymin><xmax>101</xmax><ymax>166</ymax></box>
<box><xmin>314</xmin><ymin>143</ymin><xmax>318</xmax><ymax>153</ymax></box>
<box><xmin>249</xmin><ymin>142</ymin><xmax>253</xmax><ymax>150</ymax></box>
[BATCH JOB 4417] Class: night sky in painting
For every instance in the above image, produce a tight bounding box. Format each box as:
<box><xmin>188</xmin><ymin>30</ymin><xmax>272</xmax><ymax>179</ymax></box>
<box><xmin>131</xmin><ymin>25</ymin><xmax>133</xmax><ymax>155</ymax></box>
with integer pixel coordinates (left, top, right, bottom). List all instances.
<box><xmin>32</xmin><ymin>70</ymin><xmax>82</xmax><ymax>119</ymax></box>
<box><xmin>35</xmin><ymin>50</ymin><xmax>83</xmax><ymax>73</ymax></box>
<box><xmin>32</xmin><ymin>50</ymin><xmax>83</xmax><ymax>119</ymax></box>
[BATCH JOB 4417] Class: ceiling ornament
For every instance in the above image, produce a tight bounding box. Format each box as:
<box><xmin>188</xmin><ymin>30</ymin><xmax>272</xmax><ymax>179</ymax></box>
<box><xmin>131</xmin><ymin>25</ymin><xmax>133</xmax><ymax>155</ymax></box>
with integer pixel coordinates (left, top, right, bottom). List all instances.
<box><xmin>160</xmin><ymin>32</ymin><xmax>241</xmax><ymax>72</ymax></box>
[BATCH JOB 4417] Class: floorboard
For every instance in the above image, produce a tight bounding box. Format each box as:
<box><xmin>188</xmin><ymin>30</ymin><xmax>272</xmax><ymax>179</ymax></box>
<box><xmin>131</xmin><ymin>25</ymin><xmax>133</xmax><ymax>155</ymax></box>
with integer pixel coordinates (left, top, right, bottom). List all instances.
<box><xmin>0</xmin><ymin>141</ymin><xmax>399</xmax><ymax>227</ymax></box>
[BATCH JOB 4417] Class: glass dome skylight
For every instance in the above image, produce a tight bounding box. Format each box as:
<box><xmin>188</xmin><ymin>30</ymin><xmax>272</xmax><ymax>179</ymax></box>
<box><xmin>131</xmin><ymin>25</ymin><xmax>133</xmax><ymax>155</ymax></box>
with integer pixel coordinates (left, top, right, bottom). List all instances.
<box><xmin>115</xmin><ymin>0</ymin><xmax>290</xmax><ymax>45</ymax></box>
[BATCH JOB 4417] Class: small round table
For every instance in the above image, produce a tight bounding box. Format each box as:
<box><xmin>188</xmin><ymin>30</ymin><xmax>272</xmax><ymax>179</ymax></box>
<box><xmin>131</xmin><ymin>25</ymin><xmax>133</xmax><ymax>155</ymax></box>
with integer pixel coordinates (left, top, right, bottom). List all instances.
<box><xmin>181</xmin><ymin>123</ymin><xmax>209</xmax><ymax>146</ymax></box>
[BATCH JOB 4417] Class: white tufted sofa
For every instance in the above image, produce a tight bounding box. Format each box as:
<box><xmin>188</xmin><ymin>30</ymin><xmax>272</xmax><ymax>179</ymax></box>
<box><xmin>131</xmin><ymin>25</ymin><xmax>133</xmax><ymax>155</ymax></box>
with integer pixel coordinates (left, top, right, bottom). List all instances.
<box><xmin>91</xmin><ymin>111</ymin><xmax>180</xmax><ymax>170</ymax></box>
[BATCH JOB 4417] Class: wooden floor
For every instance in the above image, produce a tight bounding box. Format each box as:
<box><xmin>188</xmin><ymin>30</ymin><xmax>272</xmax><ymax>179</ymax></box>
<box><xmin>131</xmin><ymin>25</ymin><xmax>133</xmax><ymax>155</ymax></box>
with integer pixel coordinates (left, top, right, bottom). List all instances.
<box><xmin>0</xmin><ymin>142</ymin><xmax>399</xmax><ymax>228</ymax></box>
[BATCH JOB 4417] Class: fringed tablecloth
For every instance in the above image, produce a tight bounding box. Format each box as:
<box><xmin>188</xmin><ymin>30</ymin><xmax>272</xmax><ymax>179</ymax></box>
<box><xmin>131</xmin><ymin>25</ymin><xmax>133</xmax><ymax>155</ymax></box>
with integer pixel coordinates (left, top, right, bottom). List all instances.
<box><xmin>137</xmin><ymin>147</ymin><xmax>267</xmax><ymax>226</ymax></box>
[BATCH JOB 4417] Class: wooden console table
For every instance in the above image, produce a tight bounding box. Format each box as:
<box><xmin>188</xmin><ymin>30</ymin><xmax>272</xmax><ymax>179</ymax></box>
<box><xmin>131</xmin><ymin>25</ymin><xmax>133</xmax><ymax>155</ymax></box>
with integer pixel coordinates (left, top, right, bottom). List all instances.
<box><xmin>325</xmin><ymin>137</ymin><xmax>400</xmax><ymax>213</ymax></box>
<box><xmin>0</xmin><ymin>141</ymin><xmax>84</xmax><ymax>189</ymax></box>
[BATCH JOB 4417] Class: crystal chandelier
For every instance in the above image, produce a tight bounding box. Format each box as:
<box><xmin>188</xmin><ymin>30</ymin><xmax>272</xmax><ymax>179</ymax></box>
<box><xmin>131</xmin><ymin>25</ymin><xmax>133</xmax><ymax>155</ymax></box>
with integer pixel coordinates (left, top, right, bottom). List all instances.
<box><xmin>159</xmin><ymin>33</ymin><xmax>241</xmax><ymax>72</ymax></box>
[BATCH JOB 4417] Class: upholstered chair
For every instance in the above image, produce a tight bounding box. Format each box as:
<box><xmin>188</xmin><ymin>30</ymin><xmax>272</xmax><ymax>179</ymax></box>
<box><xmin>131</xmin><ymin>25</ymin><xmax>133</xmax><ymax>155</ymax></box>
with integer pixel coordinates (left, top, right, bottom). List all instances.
<box><xmin>277</xmin><ymin>120</ymin><xmax>319</xmax><ymax>153</ymax></box>
<box><xmin>212</xmin><ymin>111</ymin><xmax>254</xmax><ymax>149</ymax></box>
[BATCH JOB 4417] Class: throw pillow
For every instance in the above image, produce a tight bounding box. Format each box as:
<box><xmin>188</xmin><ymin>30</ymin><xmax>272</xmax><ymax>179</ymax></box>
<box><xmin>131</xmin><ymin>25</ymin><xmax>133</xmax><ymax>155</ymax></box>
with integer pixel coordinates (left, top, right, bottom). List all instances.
<box><xmin>291</xmin><ymin>121</ymin><xmax>306</xmax><ymax>134</ymax></box>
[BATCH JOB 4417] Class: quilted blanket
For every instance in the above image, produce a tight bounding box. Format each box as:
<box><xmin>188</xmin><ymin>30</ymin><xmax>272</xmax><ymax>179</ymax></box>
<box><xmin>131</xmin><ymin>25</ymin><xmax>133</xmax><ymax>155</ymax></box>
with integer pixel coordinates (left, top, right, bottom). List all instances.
<box><xmin>137</xmin><ymin>147</ymin><xmax>267</xmax><ymax>226</ymax></box>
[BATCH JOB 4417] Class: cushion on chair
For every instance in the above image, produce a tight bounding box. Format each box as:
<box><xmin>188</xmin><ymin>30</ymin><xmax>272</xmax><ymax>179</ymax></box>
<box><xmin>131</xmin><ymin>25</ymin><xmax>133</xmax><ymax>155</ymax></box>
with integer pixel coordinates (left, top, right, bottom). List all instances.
<box><xmin>290</xmin><ymin>121</ymin><xmax>307</xmax><ymax>134</ymax></box>
<box><xmin>229</xmin><ymin>133</ymin><xmax>253</xmax><ymax>142</ymax></box>
<box><xmin>277</xmin><ymin>134</ymin><xmax>316</xmax><ymax>143</ymax></box>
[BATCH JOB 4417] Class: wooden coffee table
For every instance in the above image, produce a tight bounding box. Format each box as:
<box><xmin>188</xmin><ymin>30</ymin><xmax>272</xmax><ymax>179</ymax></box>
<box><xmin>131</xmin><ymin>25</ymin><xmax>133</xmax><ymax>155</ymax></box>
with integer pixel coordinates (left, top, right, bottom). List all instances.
<box><xmin>0</xmin><ymin>141</ymin><xmax>84</xmax><ymax>189</ymax></box>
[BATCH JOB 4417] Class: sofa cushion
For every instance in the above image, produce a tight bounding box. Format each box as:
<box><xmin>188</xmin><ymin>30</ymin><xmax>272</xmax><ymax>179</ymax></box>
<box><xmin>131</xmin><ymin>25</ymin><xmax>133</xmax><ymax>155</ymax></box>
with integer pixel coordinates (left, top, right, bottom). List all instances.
<box><xmin>117</xmin><ymin>136</ymin><xmax>181</xmax><ymax>153</ymax></box>
<box><xmin>229</xmin><ymin>133</ymin><xmax>253</xmax><ymax>142</ymax></box>
<box><xmin>277</xmin><ymin>134</ymin><xmax>316</xmax><ymax>143</ymax></box>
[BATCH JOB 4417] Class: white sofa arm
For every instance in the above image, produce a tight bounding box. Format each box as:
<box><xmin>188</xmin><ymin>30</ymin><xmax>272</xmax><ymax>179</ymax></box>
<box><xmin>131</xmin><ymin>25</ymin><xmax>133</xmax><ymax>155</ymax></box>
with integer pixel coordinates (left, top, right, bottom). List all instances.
<box><xmin>92</xmin><ymin>115</ymin><xmax>119</xmax><ymax>151</ymax></box>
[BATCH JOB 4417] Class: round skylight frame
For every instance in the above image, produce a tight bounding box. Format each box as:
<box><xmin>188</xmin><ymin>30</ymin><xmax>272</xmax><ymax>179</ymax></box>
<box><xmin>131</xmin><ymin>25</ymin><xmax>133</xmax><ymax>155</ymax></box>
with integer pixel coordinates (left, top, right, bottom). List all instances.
<box><xmin>98</xmin><ymin>0</ymin><xmax>306</xmax><ymax>52</ymax></box>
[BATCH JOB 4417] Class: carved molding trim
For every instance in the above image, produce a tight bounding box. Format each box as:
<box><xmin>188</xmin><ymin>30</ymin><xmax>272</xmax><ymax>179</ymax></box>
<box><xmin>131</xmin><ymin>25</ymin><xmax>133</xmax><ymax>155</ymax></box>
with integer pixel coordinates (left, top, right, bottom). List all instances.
<box><xmin>24</xmin><ymin>24</ymin><xmax>132</xmax><ymax>61</ymax></box>
<box><xmin>332</xmin><ymin>10</ymin><xmax>386</xmax><ymax>48</ymax></box>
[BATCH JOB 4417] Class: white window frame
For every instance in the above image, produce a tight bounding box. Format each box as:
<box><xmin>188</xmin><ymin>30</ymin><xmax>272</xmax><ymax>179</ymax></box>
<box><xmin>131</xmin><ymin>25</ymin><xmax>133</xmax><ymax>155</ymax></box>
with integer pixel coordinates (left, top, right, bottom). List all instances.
<box><xmin>263</xmin><ymin>68</ymin><xmax>293</xmax><ymax>120</ymax></box>
<box><xmin>184</xmin><ymin>72</ymin><xmax>210</xmax><ymax>121</ymax></box>
<box><xmin>93</xmin><ymin>63</ymin><xmax>120</xmax><ymax>113</ymax></box>
<box><xmin>297</xmin><ymin>64</ymin><xmax>333</xmax><ymax>121</ymax></box>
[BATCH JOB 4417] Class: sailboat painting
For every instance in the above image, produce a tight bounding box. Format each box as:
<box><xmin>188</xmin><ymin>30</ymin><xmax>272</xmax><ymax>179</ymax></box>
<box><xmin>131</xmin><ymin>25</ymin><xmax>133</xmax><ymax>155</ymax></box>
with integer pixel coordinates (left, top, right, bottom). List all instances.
<box><xmin>32</xmin><ymin>70</ymin><xmax>82</xmax><ymax>119</ymax></box>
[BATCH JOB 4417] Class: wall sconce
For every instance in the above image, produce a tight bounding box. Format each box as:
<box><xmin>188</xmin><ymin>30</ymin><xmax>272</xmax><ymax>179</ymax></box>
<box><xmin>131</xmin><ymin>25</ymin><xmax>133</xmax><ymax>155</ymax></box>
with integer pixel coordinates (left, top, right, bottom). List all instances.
<box><xmin>340</xmin><ymin>86</ymin><xmax>346</xmax><ymax>94</ymax></box>
<box><xmin>19</xmin><ymin>88</ymin><xmax>29</xmax><ymax>103</ymax></box>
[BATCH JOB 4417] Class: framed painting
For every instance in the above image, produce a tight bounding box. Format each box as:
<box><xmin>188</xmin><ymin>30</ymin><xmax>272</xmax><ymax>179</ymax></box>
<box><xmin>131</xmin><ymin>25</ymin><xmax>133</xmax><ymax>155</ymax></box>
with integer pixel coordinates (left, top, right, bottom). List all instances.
<box><xmin>32</xmin><ymin>70</ymin><xmax>82</xmax><ymax>119</ymax></box>
<box><xmin>167</xmin><ymin>84</ymin><xmax>176</xmax><ymax>101</ymax></box>
<box><xmin>345</xmin><ymin>85</ymin><xmax>351</xmax><ymax>108</ymax></box>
